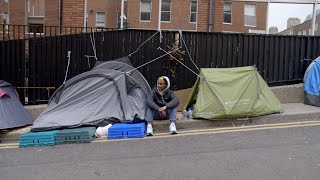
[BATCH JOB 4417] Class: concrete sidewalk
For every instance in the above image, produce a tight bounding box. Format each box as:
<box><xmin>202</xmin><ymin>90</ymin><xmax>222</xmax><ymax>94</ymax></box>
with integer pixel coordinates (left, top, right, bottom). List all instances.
<box><xmin>1</xmin><ymin>83</ymin><xmax>319</xmax><ymax>142</ymax></box>
<box><xmin>154</xmin><ymin>103</ymin><xmax>320</xmax><ymax>132</ymax></box>
<box><xmin>1</xmin><ymin>103</ymin><xmax>319</xmax><ymax>142</ymax></box>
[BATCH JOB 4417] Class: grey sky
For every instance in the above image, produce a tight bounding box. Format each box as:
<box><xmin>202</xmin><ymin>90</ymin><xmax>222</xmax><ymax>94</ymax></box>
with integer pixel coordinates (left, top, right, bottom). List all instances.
<box><xmin>268</xmin><ymin>3</ymin><xmax>314</xmax><ymax>32</ymax></box>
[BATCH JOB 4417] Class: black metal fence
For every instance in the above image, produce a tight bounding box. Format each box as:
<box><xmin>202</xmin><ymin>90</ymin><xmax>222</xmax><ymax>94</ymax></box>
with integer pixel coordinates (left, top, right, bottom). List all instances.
<box><xmin>0</xmin><ymin>24</ymin><xmax>318</xmax><ymax>104</ymax></box>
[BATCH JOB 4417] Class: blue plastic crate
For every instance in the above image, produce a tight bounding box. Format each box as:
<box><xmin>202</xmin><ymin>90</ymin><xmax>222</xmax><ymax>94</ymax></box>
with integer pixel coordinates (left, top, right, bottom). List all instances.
<box><xmin>19</xmin><ymin>130</ymin><xmax>60</xmax><ymax>148</ymax></box>
<box><xmin>55</xmin><ymin>127</ymin><xmax>96</xmax><ymax>144</ymax></box>
<box><xmin>108</xmin><ymin>123</ymin><xmax>146</xmax><ymax>139</ymax></box>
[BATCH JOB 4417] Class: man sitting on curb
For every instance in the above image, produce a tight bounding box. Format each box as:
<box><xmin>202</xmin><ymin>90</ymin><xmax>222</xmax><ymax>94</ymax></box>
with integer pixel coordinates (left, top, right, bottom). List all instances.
<box><xmin>146</xmin><ymin>76</ymin><xmax>179</xmax><ymax>136</ymax></box>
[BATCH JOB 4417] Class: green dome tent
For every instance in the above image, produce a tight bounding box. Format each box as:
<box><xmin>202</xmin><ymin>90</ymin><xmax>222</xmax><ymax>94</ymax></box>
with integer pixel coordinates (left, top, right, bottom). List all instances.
<box><xmin>184</xmin><ymin>66</ymin><xmax>283</xmax><ymax>119</ymax></box>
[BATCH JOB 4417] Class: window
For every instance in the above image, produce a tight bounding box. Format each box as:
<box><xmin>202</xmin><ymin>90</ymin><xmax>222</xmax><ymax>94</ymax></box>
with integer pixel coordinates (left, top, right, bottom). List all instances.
<box><xmin>244</xmin><ymin>4</ymin><xmax>256</xmax><ymax>27</ymax></box>
<box><xmin>161</xmin><ymin>0</ymin><xmax>171</xmax><ymax>22</ymax></box>
<box><xmin>303</xmin><ymin>30</ymin><xmax>306</xmax><ymax>35</ymax></box>
<box><xmin>140</xmin><ymin>0</ymin><xmax>151</xmax><ymax>21</ymax></box>
<box><xmin>309</xmin><ymin>28</ymin><xmax>312</xmax><ymax>35</ymax></box>
<box><xmin>223</xmin><ymin>3</ymin><xmax>232</xmax><ymax>24</ymax></box>
<box><xmin>29</xmin><ymin>24</ymin><xmax>44</xmax><ymax>33</ymax></box>
<box><xmin>289</xmin><ymin>30</ymin><xmax>293</xmax><ymax>35</ymax></box>
<box><xmin>96</xmin><ymin>12</ymin><xmax>105</xmax><ymax>28</ymax></box>
<box><xmin>2</xmin><ymin>12</ymin><xmax>9</xmax><ymax>24</ymax></box>
<box><xmin>190</xmin><ymin>1</ymin><xmax>197</xmax><ymax>23</ymax></box>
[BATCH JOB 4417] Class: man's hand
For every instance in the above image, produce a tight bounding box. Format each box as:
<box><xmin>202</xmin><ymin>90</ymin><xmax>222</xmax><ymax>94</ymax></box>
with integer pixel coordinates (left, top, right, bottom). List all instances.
<box><xmin>158</xmin><ymin>106</ymin><xmax>167</xmax><ymax>117</ymax></box>
<box><xmin>158</xmin><ymin>106</ymin><xmax>167</xmax><ymax>112</ymax></box>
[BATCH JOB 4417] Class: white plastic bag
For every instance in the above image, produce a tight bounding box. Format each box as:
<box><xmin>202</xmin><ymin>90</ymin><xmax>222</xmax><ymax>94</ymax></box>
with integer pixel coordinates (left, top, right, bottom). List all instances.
<box><xmin>95</xmin><ymin>124</ymin><xmax>112</xmax><ymax>138</ymax></box>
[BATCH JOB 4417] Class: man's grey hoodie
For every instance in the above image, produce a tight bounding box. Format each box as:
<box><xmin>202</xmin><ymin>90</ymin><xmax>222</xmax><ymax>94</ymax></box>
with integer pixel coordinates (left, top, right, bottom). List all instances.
<box><xmin>146</xmin><ymin>76</ymin><xmax>179</xmax><ymax>110</ymax></box>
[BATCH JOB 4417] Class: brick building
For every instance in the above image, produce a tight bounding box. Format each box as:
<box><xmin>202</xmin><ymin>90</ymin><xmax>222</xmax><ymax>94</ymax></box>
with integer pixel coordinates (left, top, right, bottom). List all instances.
<box><xmin>0</xmin><ymin>0</ymin><xmax>9</xmax><ymax>25</ymax></box>
<box><xmin>125</xmin><ymin>0</ymin><xmax>266</xmax><ymax>33</ymax></box>
<box><xmin>278</xmin><ymin>12</ymin><xmax>320</xmax><ymax>36</ymax></box>
<box><xmin>3</xmin><ymin>0</ymin><xmax>267</xmax><ymax>33</ymax></box>
<box><xmin>222</xmin><ymin>1</ymin><xmax>267</xmax><ymax>33</ymax></box>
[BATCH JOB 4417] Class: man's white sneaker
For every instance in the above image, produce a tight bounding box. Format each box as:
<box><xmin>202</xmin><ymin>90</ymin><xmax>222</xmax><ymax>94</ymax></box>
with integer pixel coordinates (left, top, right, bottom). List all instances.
<box><xmin>146</xmin><ymin>124</ymin><xmax>153</xmax><ymax>136</ymax></box>
<box><xmin>169</xmin><ymin>123</ymin><xmax>177</xmax><ymax>134</ymax></box>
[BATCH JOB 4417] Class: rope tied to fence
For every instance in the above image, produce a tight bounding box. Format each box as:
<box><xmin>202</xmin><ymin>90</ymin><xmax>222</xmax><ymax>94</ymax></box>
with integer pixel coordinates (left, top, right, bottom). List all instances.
<box><xmin>126</xmin><ymin>30</ymin><xmax>201</xmax><ymax>78</ymax></box>
<box><xmin>128</xmin><ymin>30</ymin><xmax>161</xmax><ymax>57</ymax></box>
<box><xmin>125</xmin><ymin>47</ymin><xmax>182</xmax><ymax>74</ymax></box>
<box><xmin>158</xmin><ymin>47</ymin><xmax>200</xmax><ymax>77</ymax></box>
<box><xmin>63</xmin><ymin>51</ymin><xmax>72</xmax><ymax>84</ymax></box>
<box><xmin>179</xmin><ymin>30</ymin><xmax>200</xmax><ymax>72</ymax></box>
<box><xmin>84</xmin><ymin>30</ymin><xmax>98</xmax><ymax>69</ymax></box>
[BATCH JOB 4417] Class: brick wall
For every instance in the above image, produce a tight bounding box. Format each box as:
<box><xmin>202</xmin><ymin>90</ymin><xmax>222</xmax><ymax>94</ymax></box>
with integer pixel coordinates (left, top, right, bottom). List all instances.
<box><xmin>197</xmin><ymin>0</ymin><xmax>223</xmax><ymax>32</ymax></box>
<box><xmin>0</xmin><ymin>0</ymin><xmax>9</xmax><ymax>24</ymax></box>
<box><xmin>126</xmin><ymin>0</ymin><xmax>158</xmax><ymax>29</ymax></box>
<box><xmin>213</xmin><ymin>0</ymin><xmax>223</xmax><ymax>32</ymax></box>
<box><xmin>87</xmin><ymin>0</ymin><xmax>120</xmax><ymax>28</ymax></box>
<box><xmin>61</xmin><ymin>0</ymin><xmax>85</xmax><ymax>27</ymax></box>
<box><xmin>126</xmin><ymin>0</ymin><xmax>225</xmax><ymax>32</ymax></box>
<box><xmin>222</xmin><ymin>2</ymin><xmax>267</xmax><ymax>33</ymax></box>
<box><xmin>9</xmin><ymin>0</ymin><xmax>26</xmax><ymax>25</ymax></box>
<box><xmin>160</xmin><ymin>0</ymin><xmax>197</xmax><ymax>30</ymax></box>
<box><xmin>127</xmin><ymin>0</ymin><xmax>197</xmax><ymax>31</ymax></box>
<box><xmin>45</xmin><ymin>0</ymin><xmax>59</xmax><ymax>26</ymax></box>
<box><xmin>0</xmin><ymin>1</ymin><xmax>3</xmax><ymax>23</ymax></box>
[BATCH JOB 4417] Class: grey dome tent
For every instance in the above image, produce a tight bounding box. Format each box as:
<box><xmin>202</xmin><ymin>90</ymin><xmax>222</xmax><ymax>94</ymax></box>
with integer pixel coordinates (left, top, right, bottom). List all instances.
<box><xmin>0</xmin><ymin>80</ymin><xmax>33</xmax><ymax>130</ymax></box>
<box><xmin>31</xmin><ymin>57</ymin><xmax>151</xmax><ymax>132</ymax></box>
<box><xmin>304</xmin><ymin>56</ymin><xmax>320</xmax><ymax>107</ymax></box>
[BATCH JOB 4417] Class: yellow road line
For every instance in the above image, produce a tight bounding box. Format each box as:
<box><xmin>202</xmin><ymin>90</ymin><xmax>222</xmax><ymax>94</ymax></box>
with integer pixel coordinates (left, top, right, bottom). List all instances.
<box><xmin>144</xmin><ymin>122</ymin><xmax>320</xmax><ymax>140</ymax></box>
<box><xmin>93</xmin><ymin>121</ymin><xmax>320</xmax><ymax>143</ymax></box>
<box><xmin>2</xmin><ymin>120</ymin><xmax>320</xmax><ymax>149</ymax></box>
<box><xmin>154</xmin><ymin>120</ymin><xmax>320</xmax><ymax>135</ymax></box>
<box><xmin>0</xmin><ymin>142</ymin><xmax>18</xmax><ymax>147</ymax></box>
<box><xmin>0</xmin><ymin>146</ymin><xmax>18</xmax><ymax>149</ymax></box>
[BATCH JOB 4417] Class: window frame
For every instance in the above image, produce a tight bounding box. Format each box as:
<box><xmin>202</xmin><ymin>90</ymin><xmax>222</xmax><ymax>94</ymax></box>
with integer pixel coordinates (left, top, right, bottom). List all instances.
<box><xmin>96</xmin><ymin>12</ymin><xmax>106</xmax><ymax>28</ymax></box>
<box><xmin>189</xmin><ymin>1</ymin><xmax>197</xmax><ymax>23</ymax></box>
<box><xmin>140</xmin><ymin>0</ymin><xmax>152</xmax><ymax>22</ymax></box>
<box><xmin>2</xmin><ymin>12</ymin><xmax>9</xmax><ymax>24</ymax></box>
<box><xmin>161</xmin><ymin>0</ymin><xmax>171</xmax><ymax>22</ymax></box>
<box><xmin>244</xmin><ymin>4</ymin><xmax>256</xmax><ymax>27</ymax></box>
<box><xmin>223</xmin><ymin>2</ymin><xmax>232</xmax><ymax>24</ymax></box>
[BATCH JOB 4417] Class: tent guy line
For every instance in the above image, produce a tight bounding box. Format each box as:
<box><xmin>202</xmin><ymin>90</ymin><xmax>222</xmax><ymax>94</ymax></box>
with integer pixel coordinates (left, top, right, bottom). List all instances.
<box><xmin>128</xmin><ymin>30</ymin><xmax>161</xmax><ymax>57</ymax></box>
<box><xmin>158</xmin><ymin>47</ymin><xmax>200</xmax><ymax>77</ymax></box>
<box><xmin>125</xmin><ymin>47</ymin><xmax>183</xmax><ymax>74</ymax></box>
<box><xmin>179</xmin><ymin>30</ymin><xmax>200</xmax><ymax>72</ymax></box>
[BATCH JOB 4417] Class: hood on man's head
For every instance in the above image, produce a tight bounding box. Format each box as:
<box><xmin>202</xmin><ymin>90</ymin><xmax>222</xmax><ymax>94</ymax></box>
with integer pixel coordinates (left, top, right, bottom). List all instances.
<box><xmin>158</xmin><ymin>76</ymin><xmax>170</xmax><ymax>91</ymax></box>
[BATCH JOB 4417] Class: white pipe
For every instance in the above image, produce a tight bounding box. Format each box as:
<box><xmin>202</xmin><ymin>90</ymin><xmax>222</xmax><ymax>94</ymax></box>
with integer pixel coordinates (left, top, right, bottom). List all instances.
<box><xmin>265</xmin><ymin>0</ymin><xmax>270</xmax><ymax>34</ymax></box>
<box><xmin>158</xmin><ymin>0</ymin><xmax>162</xmax><ymax>30</ymax></box>
<box><xmin>120</xmin><ymin>0</ymin><xmax>124</xmax><ymax>29</ymax></box>
<box><xmin>58</xmin><ymin>0</ymin><xmax>61</xmax><ymax>27</ymax></box>
<box><xmin>311</xmin><ymin>2</ymin><xmax>317</xmax><ymax>36</ymax></box>
<box><xmin>84</xmin><ymin>0</ymin><xmax>87</xmax><ymax>27</ymax></box>
<box><xmin>209</xmin><ymin>0</ymin><xmax>214</xmax><ymax>32</ymax></box>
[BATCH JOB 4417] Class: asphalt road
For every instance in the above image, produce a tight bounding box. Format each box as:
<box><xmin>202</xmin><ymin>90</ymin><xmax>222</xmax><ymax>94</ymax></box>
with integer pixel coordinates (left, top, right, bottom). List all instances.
<box><xmin>1</xmin><ymin>121</ymin><xmax>320</xmax><ymax>180</ymax></box>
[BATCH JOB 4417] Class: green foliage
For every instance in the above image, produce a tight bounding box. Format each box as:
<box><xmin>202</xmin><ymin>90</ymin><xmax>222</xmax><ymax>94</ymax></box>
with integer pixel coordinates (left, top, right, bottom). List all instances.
<box><xmin>164</xmin><ymin>41</ymin><xmax>185</xmax><ymax>90</ymax></box>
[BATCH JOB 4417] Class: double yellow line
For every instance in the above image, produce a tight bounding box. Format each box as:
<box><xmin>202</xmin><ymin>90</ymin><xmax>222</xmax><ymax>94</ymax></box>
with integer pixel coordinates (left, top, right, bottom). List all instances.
<box><xmin>1</xmin><ymin>120</ymin><xmax>320</xmax><ymax>149</ymax></box>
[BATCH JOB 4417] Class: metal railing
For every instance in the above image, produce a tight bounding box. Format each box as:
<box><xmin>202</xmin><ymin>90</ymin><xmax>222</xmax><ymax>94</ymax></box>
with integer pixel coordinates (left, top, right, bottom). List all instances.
<box><xmin>1</xmin><ymin>24</ymin><xmax>318</xmax><ymax>104</ymax></box>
